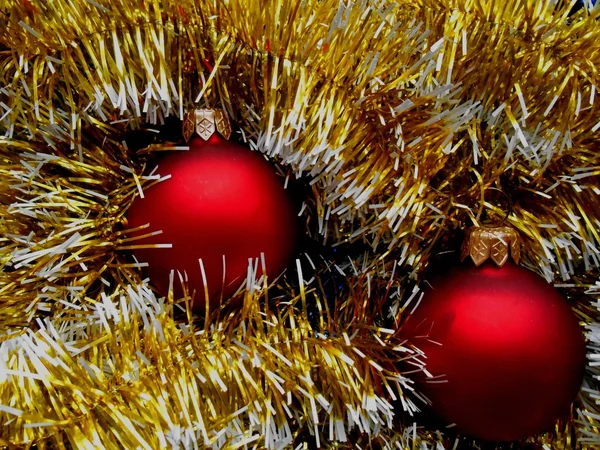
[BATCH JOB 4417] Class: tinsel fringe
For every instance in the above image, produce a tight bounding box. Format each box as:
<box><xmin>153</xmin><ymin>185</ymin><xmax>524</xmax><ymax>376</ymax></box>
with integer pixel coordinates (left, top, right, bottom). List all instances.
<box><xmin>0</xmin><ymin>0</ymin><xmax>599</xmax><ymax>448</ymax></box>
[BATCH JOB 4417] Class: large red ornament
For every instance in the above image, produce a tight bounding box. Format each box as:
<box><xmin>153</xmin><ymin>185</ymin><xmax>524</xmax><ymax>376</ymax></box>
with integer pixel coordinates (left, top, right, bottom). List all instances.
<box><xmin>402</xmin><ymin>227</ymin><xmax>586</xmax><ymax>442</ymax></box>
<box><xmin>126</xmin><ymin>133</ymin><xmax>297</xmax><ymax>311</ymax></box>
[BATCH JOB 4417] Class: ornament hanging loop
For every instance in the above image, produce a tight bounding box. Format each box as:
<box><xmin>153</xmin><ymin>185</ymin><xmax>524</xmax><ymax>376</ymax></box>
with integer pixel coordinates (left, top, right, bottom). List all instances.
<box><xmin>463</xmin><ymin>187</ymin><xmax>520</xmax><ymax>267</ymax></box>
<box><xmin>475</xmin><ymin>186</ymin><xmax>512</xmax><ymax>228</ymax></box>
<box><xmin>183</xmin><ymin>109</ymin><xmax>232</xmax><ymax>142</ymax></box>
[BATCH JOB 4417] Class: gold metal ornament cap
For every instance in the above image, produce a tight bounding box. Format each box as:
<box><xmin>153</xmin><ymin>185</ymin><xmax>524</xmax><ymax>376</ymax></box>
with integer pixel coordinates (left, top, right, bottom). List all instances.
<box><xmin>460</xmin><ymin>226</ymin><xmax>521</xmax><ymax>267</ymax></box>
<box><xmin>182</xmin><ymin>109</ymin><xmax>232</xmax><ymax>142</ymax></box>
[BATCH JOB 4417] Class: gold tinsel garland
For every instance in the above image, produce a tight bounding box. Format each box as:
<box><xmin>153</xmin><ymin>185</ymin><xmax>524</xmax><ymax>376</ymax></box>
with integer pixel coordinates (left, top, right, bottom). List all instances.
<box><xmin>0</xmin><ymin>0</ymin><xmax>599</xmax><ymax>448</ymax></box>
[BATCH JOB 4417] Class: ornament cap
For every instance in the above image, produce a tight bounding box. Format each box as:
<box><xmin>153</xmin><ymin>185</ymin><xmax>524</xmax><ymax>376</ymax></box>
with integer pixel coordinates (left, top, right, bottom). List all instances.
<box><xmin>460</xmin><ymin>226</ymin><xmax>521</xmax><ymax>267</ymax></box>
<box><xmin>183</xmin><ymin>109</ymin><xmax>232</xmax><ymax>142</ymax></box>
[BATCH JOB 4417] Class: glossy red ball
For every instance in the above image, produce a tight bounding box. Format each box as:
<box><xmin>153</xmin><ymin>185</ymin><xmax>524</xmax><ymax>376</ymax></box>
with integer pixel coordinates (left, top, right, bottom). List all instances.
<box><xmin>402</xmin><ymin>261</ymin><xmax>586</xmax><ymax>441</ymax></box>
<box><xmin>126</xmin><ymin>135</ymin><xmax>297</xmax><ymax>311</ymax></box>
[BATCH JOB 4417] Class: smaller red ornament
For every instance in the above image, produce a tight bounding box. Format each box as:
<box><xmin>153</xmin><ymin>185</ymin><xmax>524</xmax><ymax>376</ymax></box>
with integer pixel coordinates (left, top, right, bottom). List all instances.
<box><xmin>402</xmin><ymin>226</ymin><xmax>586</xmax><ymax>441</ymax></box>
<box><xmin>126</xmin><ymin>111</ymin><xmax>297</xmax><ymax>311</ymax></box>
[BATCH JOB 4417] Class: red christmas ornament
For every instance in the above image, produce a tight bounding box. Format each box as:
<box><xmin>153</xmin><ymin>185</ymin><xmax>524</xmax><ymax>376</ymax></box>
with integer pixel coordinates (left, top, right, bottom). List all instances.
<box><xmin>402</xmin><ymin>226</ymin><xmax>586</xmax><ymax>441</ymax></box>
<box><xmin>126</xmin><ymin>110</ymin><xmax>297</xmax><ymax>311</ymax></box>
